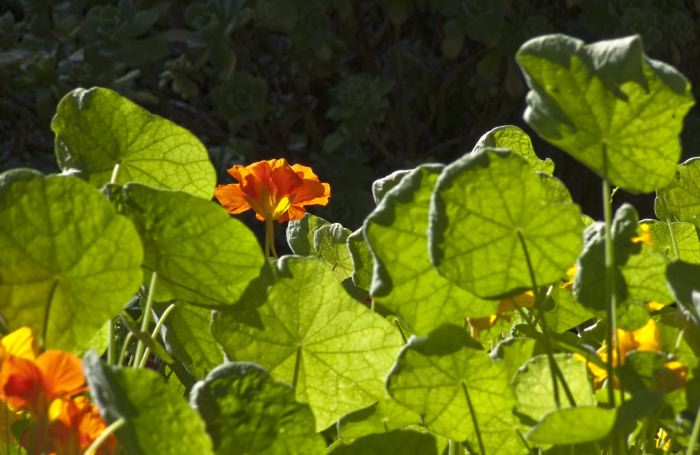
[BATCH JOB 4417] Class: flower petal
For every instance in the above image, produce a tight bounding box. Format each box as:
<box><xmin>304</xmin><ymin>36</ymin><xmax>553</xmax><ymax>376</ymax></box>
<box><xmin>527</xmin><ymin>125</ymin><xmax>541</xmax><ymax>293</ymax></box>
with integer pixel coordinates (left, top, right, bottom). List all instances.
<box><xmin>214</xmin><ymin>184</ymin><xmax>252</xmax><ymax>215</ymax></box>
<box><xmin>0</xmin><ymin>327</ymin><xmax>37</xmax><ymax>362</ymax></box>
<box><xmin>0</xmin><ymin>356</ymin><xmax>43</xmax><ymax>411</ymax></box>
<box><xmin>290</xmin><ymin>180</ymin><xmax>330</xmax><ymax>207</ymax></box>
<box><xmin>36</xmin><ymin>351</ymin><xmax>85</xmax><ymax>400</ymax></box>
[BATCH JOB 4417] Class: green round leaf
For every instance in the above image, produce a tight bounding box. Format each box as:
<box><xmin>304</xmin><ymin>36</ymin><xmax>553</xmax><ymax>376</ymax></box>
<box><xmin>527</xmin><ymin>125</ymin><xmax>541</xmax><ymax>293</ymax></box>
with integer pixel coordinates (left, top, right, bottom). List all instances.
<box><xmin>365</xmin><ymin>164</ymin><xmax>497</xmax><ymax>334</ymax></box>
<box><xmin>84</xmin><ymin>351</ymin><xmax>214</xmax><ymax>455</ymax></box>
<box><xmin>191</xmin><ymin>362</ymin><xmax>325</xmax><ymax>455</ymax></box>
<box><xmin>329</xmin><ymin>430</ymin><xmax>438</xmax><ymax>455</ymax></box>
<box><xmin>474</xmin><ymin>125</ymin><xmax>554</xmax><ymax>174</ymax></box>
<box><xmin>657</xmin><ymin>158</ymin><xmax>700</xmax><ymax>227</ymax></box>
<box><xmin>211</xmin><ymin>256</ymin><xmax>404</xmax><ymax>430</ymax></box>
<box><xmin>430</xmin><ymin>148</ymin><xmax>583</xmax><ymax>298</ymax></box>
<box><xmin>525</xmin><ymin>406</ymin><xmax>616</xmax><ymax>445</ymax></box>
<box><xmin>0</xmin><ymin>173</ymin><xmax>143</xmax><ymax>352</ymax></box>
<box><xmin>517</xmin><ymin>34</ymin><xmax>694</xmax><ymax>193</ymax></box>
<box><xmin>112</xmin><ymin>183</ymin><xmax>265</xmax><ymax>307</ymax></box>
<box><xmin>52</xmin><ymin>87</ymin><xmax>216</xmax><ymax>198</ymax></box>
<box><xmin>387</xmin><ymin>324</ymin><xmax>519</xmax><ymax>454</ymax></box>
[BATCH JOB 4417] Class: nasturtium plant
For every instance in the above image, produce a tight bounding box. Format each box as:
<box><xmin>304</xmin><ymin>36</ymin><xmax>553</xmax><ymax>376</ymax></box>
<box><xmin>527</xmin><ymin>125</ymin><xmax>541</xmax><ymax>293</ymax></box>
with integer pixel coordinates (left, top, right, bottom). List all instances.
<box><xmin>328</xmin><ymin>429</ymin><xmax>439</xmax><ymax>455</ymax></box>
<box><xmin>191</xmin><ymin>362</ymin><xmax>325</xmax><ymax>455</ymax></box>
<box><xmin>109</xmin><ymin>182</ymin><xmax>265</xmax><ymax>308</ymax></box>
<box><xmin>347</xmin><ymin>228</ymin><xmax>373</xmax><ymax>291</ymax></box>
<box><xmin>656</xmin><ymin>158</ymin><xmax>700</xmax><ymax>226</ymax></box>
<box><xmin>517</xmin><ymin>34</ymin><xmax>694</xmax><ymax>192</ymax></box>
<box><xmin>474</xmin><ymin>125</ymin><xmax>554</xmax><ymax>174</ymax></box>
<box><xmin>84</xmin><ymin>352</ymin><xmax>214</xmax><ymax>455</ymax></box>
<box><xmin>313</xmin><ymin>223</ymin><xmax>354</xmax><ymax>282</ymax></box>
<box><xmin>387</xmin><ymin>324</ymin><xmax>519</xmax><ymax>454</ymax></box>
<box><xmin>52</xmin><ymin>87</ymin><xmax>216</xmax><ymax>198</ymax></box>
<box><xmin>430</xmin><ymin>148</ymin><xmax>583</xmax><ymax>298</ymax></box>
<box><xmin>0</xmin><ymin>172</ymin><xmax>143</xmax><ymax>352</ymax></box>
<box><xmin>211</xmin><ymin>256</ymin><xmax>404</xmax><ymax>430</ymax></box>
<box><xmin>526</xmin><ymin>406</ymin><xmax>616</xmax><ymax>445</ymax></box>
<box><xmin>648</xmin><ymin>220</ymin><xmax>700</xmax><ymax>263</ymax></box>
<box><xmin>286</xmin><ymin>212</ymin><xmax>331</xmax><ymax>256</ymax></box>
<box><xmin>337</xmin><ymin>397</ymin><xmax>421</xmax><ymax>442</ymax></box>
<box><xmin>365</xmin><ymin>163</ymin><xmax>498</xmax><ymax>335</ymax></box>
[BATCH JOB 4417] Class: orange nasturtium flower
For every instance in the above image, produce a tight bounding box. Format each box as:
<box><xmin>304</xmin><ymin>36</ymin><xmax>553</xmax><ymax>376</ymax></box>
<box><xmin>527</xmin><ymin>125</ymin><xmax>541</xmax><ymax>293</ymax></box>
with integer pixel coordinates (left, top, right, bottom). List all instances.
<box><xmin>468</xmin><ymin>291</ymin><xmax>535</xmax><ymax>340</ymax></box>
<box><xmin>214</xmin><ymin>158</ymin><xmax>331</xmax><ymax>223</ymax></box>
<box><xmin>47</xmin><ymin>396</ymin><xmax>115</xmax><ymax>455</ymax></box>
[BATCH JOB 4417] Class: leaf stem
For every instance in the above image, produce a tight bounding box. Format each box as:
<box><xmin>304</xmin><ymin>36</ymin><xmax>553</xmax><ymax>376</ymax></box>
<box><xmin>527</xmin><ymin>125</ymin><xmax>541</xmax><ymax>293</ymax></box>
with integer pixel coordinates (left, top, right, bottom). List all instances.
<box><xmin>687</xmin><ymin>403</ymin><xmax>700</xmax><ymax>455</ymax></box>
<box><xmin>107</xmin><ymin>162</ymin><xmax>121</xmax><ymax>365</ymax></box>
<box><xmin>666</xmin><ymin>218</ymin><xmax>680</xmax><ymax>260</ymax></box>
<box><xmin>602</xmin><ymin>179</ymin><xmax>618</xmax><ymax>407</ymax></box>
<box><xmin>138</xmin><ymin>302</ymin><xmax>177</xmax><ymax>368</ymax></box>
<box><xmin>462</xmin><ymin>381</ymin><xmax>486</xmax><ymax>455</ymax></box>
<box><xmin>84</xmin><ymin>417</ymin><xmax>125</xmax><ymax>455</ymax></box>
<box><xmin>118</xmin><ymin>331</ymin><xmax>133</xmax><ymax>366</ymax></box>
<box><xmin>292</xmin><ymin>346</ymin><xmax>302</xmax><ymax>390</ymax></box>
<box><xmin>265</xmin><ymin>218</ymin><xmax>278</xmax><ymax>257</ymax></box>
<box><xmin>134</xmin><ymin>272</ymin><xmax>158</xmax><ymax>367</ymax></box>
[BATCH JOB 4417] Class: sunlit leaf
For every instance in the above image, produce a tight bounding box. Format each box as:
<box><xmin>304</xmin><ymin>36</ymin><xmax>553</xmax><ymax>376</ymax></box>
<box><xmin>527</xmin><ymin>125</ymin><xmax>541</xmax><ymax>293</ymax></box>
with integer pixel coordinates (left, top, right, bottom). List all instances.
<box><xmin>649</xmin><ymin>220</ymin><xmax>700</xmax><ymax>263</ymax></box>
<box><xmin>0</xmin><ymin>173</ymin><xmax>142</xmax><ymax>352</ymax></box>
<box><xmin>83</xmin><ymin>351</ymin><xmax>214</xmax><ymax>455</ymax></box>
<box><xmin>666</xmin><ymin>260</ymin><xmax>700</xmax><ymax>324</ymax></box>
<box><xmin>474</xmin><ymin>125</ymin><xmax>554</xmax><ymax>174</ymax></box>
<box><xmin>365</xmin><ymin>164</ymin><xmax>497</xmax><ymax>334</ymax></box>
<box><xmin>431</xmin><ymin>148</ymin><xmax>583</xmax><ymax>298</ymax></box>
<box><xmin>313</xmin><ymin>223</ymin><xmax>353</xmax><ymax>281</ymax></box>
<box><xmin>347</xmin><ymin>228</ymin><xmax>373</xmax><ymax>291</ymax></box>
<box><xmin>387</xmin><ymin>324</ymin><xmax>519</xmax><ymax>454</ymax></box>
<box><xmin>517</xmin><ymin>34</ymin><xmax>694</xmax><ymax>192</ymax></box>
<box><xmin>286</xmin><ymin>213</ymin><xmax>330</xmax><ymax>256</ymax></box>
<box><xmin>52</xmin><ymin>87</ymin><xmax>216</xmax><ymax>198</ymax></box>
<box><xmin>337</xmin><ymin>397</ymin><xmax>421</xmax><ymax>442</ymax></box>
<box><xmin>657</xmin><ymin>159</ymin><xmax>700</xmax><ymax>227</ymax></box>
<box><xmin>329</xmin><ymin>430</ymin><xmax>438</xmax><ymax>455</ymax></box>
<box><xmin>526</xmin><ymin>406</ymin><xmax>616</xmax><ymax>445</ymax></box>
<box><xmin>211</xmin><ymin>256</ymin><xmax>404</xmax><ymax>430</ymax></box>
<box><xmin>191</xmin><ymin>362</ymin><xmax>325</xmax><ymax>455</ymax></box>
<box><xmin>110</xmin><ymin>183</ymin><xmax>264</xmax><ymax>307</ymax></box>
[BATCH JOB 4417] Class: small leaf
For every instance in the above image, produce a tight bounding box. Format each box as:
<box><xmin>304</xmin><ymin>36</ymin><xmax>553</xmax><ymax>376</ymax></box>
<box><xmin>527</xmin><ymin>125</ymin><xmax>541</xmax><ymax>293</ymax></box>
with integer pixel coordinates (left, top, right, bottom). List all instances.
<box><xmin>83</xmin><ymin>351</ymin><xmax>214</xmax><ymax>455</ymax></box>
<box><xmin>430</xmin><ymin>148</ymin><xmax>583</xmax><ymax>298</ymax></box>
<box><xmin>387</xmin><ymin>324</ymin><xmax>519</xmax><ymax>454</ymax></box>
<box><xmin>347</xmin><ymin>228</ymin><xmax>373</xmax><ymax>291</ymax></box>
<box><xmin>0</xmin><ymin>173</ymin><xmax>142</xmax><ymax>352</ymax></box>
<box><xmin>517</xmin><ymin>34</ymin><xmax>694</xmax><ymax>193</ymax></box>
<box><xmin>52</xmin><ymin>87</ymin><xmax>216</xmax><ymax>198</ymax></box>
<box><xmin>313</xmin><ymin>223</ymin><xmax>354</xmax><ymax>281</ymax></box>
<box><xmin>111</xmin><ymin>183</ymin><xmax>265</xmax><ymax>308</ymax></box>
<box><xmin>372</xmin><ymin>169</ymin><xmax>411</xmax><ymax>204</ymax></box>
<box><xmin>474</xmin><ymin>125</ymin><xmax>554</xmax><ymax>174</ymax></box>
<box><xmin>526</xmin><ymin>406</ymin><xmax>616</xmax><ymax>445</ymax></box>
<box><xmin>286</xmin><ymin>213</ymin><xmax>330</xmax><ymax>256</ymax></box>
<box><xmin>366</xmin><ymin>164</ymin><xmax>497</xmax><ymax>334</ymax></box>
<box><xmin>190</xmin><ymin>362</ymin><xmax>325</xmax><ymax>455</ymax></box>
<box><xmin>329</xmin><ymin>430</ymin><xmax>438</xmax><ymax>455</ymax></box>
<box><xmin>211</xmin><ymin>257</ymin><xmax>404</xmax><ymax>430</ymax></box>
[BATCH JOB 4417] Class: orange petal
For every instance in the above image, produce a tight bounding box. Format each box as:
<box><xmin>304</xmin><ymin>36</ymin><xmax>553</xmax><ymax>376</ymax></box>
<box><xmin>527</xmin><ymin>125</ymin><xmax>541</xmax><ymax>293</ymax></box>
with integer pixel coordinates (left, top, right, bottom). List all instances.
<box><xmin>291</xmin><ymin>180</ymin><xmax>330</xmax><ymax>207</ymax></box>
<box><xmin>0</xmin><ymin>356</ymin><xmax>43</xmax><ymax>411</ymax></box>
<box><xmin>1</xmin><ymin>327</ymin><xmax>37</xmax><ymax>362</ymax></box>
<box><xmin>214</xmin><ymin>184</ymin><xmax>253</xmax><ymax>215</ymax></box>
<box><xmin>291</xmin><ymin>163</ymin><xmax>320</xmax><ymax>180</ymax></box>
<box><xmin>36</xmin><ymin>351</ymin><xmax>85</xmax><ymax>400</ymax></box>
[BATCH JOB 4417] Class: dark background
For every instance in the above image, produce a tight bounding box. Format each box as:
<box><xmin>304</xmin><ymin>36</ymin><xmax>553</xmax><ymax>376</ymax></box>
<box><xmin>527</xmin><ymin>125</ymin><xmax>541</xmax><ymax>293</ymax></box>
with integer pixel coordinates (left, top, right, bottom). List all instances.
<box><xmin>2</xmin><ymin>0</ymin><xmax>699</xmax><ymax>230</ymax></box>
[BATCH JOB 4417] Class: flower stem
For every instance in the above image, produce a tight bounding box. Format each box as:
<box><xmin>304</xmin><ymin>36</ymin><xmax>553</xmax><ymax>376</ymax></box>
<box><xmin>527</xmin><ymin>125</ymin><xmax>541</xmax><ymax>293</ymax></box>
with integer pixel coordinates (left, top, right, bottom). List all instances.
<box><xmin>84</xmin><ymin>418</ymin><xmax>125</xmax><ymax>455</ymax></box>
<box><xmin>265</xmin><ymin>218</ymin><xmax>278</xmax><ymax>257</ymax></box>
<box><xmin>107</xmin><ymin>162</ymin><xmax>121</xmax><ymax>365</ymax></box>
<box><xmin>687</xmin><ymin>403</ymin><xmax>700</xmax><ymax>455</ymax></box>
<box><xmin>138</xmin><ymin>302</ymin><xmax>177</xmax><ymax>368</ymax></box>
<box><xmin>134</xmin><ymin>272</ymin><xmax>158</xmax><ymax>367</ymax></box>
<box><xmin>602</xmin><ymin>179</ymin><xmax>618</xmax><ymax>407</ymax></box>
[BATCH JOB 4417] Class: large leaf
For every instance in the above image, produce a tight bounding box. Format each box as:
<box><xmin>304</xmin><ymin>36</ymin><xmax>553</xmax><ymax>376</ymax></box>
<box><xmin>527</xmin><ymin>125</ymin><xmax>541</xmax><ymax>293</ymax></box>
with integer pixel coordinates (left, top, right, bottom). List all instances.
<box><xmin>83</xmin><ymin>351</ymin><xmax>214</xmax><ymax>455</ymax></box>
<box><xmin>430</xmin><ymin>148</ymin><xmax>583</xmax><ymax>298</ymax></box>
<box><xmin>656</xmin><ymin>158</ymin><xmax>700</xmax><ymax>226</ymax></box>
<box><xmin>329</xmin><ymin>430</ymin><xmax>438</xmax><ymax>455</ymax></box>
<box><xmin>159</xmin><ymin>303</ymin><xmax>223</xmax><ymax>379</ymax></box>
<box><xmin>190</xmin><ymin>362</ymin><xmax>325</xmax><ymax>455</ymax></box>
<box><xmin>0</xmin><ymin>173</ymin><xmax>142</xmax><ymax>352</ymax></box>
<box><xmin>526</xmin><ymin>406</ymin><xmax>616</xmax><ymax>445</ymax></box>
<box><xmin>517</xmin><ymin>34</ymin><xmax>694</xmax><ymax>193</ymax></box>
<box><xmin>649</xmin><ymin>220</ymin><xmax>700</xmax><ymax>263</ymax></box>
<box><xmin>337</xmin><ymin>397</ymin><xmax>421</xmax><ymax>442</ymax></box>
<box><xmin>387</xmin><ymin>324</ymin><xmax>519</xmax><ymax>454</ymax></box>
<box><xmin>211</xmin><ymin>256</ymin><xmax>404</xmax><ymax>430</ymax></box>
<box><xmin>512</xmin><ymin>354</ymin><xmax>595</xmax><ymax>422</ymax></box>
<box><xmin>365</xmin><ymin>164</ymin><xmax>497</xmax><ymax>335</ymax></box>
<box><xmin>110</xmin><ymin>183</ymin><xmax>264</xmax><ymax>307</ymax></box>
<box><xmin>52</xmin><ymin>87</ymin><xmax>216</xmax><ymax>198</ymax></box>
<box><xmin>474</xmin><ymin>125</ymin><xmax>554</xmax><ymax>174</ymax></box>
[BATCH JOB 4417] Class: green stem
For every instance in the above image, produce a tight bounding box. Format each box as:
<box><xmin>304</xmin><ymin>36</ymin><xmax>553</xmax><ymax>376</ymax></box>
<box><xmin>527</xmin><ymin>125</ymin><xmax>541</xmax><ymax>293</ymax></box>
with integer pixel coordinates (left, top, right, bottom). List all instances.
<box><xmin>462</xmin><ymin>382</ymin><xmax>486</xmax><ymax>455</ymax></box>
<box><xmin>107</xmin><ymin>162</ymin><xmax>122</xmax><ymax>365</ymax></box>
<box><xmin>666</xmin><ymin>217</ymin><xmax>680</xmax><ymax>260</ymax></box>
<box><xmin>138</xmin><ymin>303</ymin><xmax>177</xmax><ymax>368</ymax></box>
<box><xmin>292</xmin><ymin>346</ymin><xmax>302</xmax><ymax>390</ymax></box>
<box><xmin>687</xmin><ymin>404</ymin><xmax>700</xmax><ymax>455</ymax></box>
<box><xmin>602</xmin><ymin>179</ymin><xmax>618</xmax><ymax>407</ymax></box>
<box><xmin>118</xmin><ymin>331</ymin><xmax>133</xmax><ymax>366</ymax></box>
<box><xmin>265</xmin><ymin>218</ymin><xmax>278</xmax><ymax>257</ymax></box>
<box><xmin>134</xmin><ymin>272</ymin><xmax>158</xmax><ymax>367</ymax></box>
<box><xmin>84</xmin><ymin>418</ymin><xmax>125</xmax><ymax>455</ymax></box>
<box><xmin>448</xmin><ymin>439</ymin><xmax>462</xmax><ymax>455</ymax></box>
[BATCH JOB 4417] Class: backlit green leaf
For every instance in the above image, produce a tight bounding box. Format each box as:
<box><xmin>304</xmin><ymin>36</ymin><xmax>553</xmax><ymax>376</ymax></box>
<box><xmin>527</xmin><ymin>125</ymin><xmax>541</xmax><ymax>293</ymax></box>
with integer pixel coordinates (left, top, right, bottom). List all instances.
<box><xmin>313</xmin><ymin>223</ymin><xmax>353</xmax><ymax>281</ymax></box>
<box><xmin>83</xmin><ymin>351</ymin><xmax>214</xmax><ymax>455</ymax></box>
<box><xmin>649</xmin><ymin>220</ymin><xmax>700</xmax><ymax>263</ymax></box>
<box><xmin>52</xmin><ymin>87</ymin><xmax>216</xmax><ymax>198</ymax></box>
<box><xmin>211</xmin><ymin>256</ymin><xmax>404</xmax><ymax>430</ymax></box>
<box><xmin>347</xmin><ymin>228</ymin><xmax>373</xmax><ymax>291</ymax></box>
<box><xmin>111</xmin><ymin>183</ymin><xmax>265</xmax><ymax>308</ymax></box>
<box><xmin>372</xmin><ymin>169</ymin><xmax>411</xmax><ymax>204</ymax></box>
<box><xmin>526</xmin><ymin>406</ymin><xmax>616</xmax><ymax>445</ymax></box>
<box><xmin>387</xmin><ymin>324</ymin><xmax>519</xmax><ymax>454</ymax></box>
<box><xmin>517</xmin><ymin>34</ymin><xmax>694</xmax><ymax>193</ymax></box>
<box><xmin>474</xmin><ymin>125</ymin><xmax>554</xmax><ymax>174</ymax></box>
<box><xmin>430</xmin><ymin>148</ymin><xmax>583</xmax><ymax>298</ymax></box>
<box><xmin>657</xmin><ymin>158</ymin><xmax>700</xmax><ymax>226</ymax></box>
<box><xmin>0</xmin><ymin>173</ymin><xmax>142</xmax><ymax>352</ymax></box>
<box><xmin>337</xmin><ymin>397</ymin><xmax>421</xmax><ymax>442</ymax></box>
<box><xmin>366</xmin><ymin>164</ymin><xmax>497</xmax><ymax>334</ymax></box>
<box><xmin>286</xmin><ymin>213</ymin><xmax>330</xmax><ymax>256</ymax></box>
<box><xmin>666</xmin><ymin>260</ymin><xmax>700</xmax><ymax>324</ymax></box>
<box><xmin>329</xmin><ymin>430</ymin><xmax>438</xmax><ymax>455</ymax></box>
<box><xmin>191</xmin><ymin>362</ymin><xmax>325</xmax><ymax>455</ymax></box>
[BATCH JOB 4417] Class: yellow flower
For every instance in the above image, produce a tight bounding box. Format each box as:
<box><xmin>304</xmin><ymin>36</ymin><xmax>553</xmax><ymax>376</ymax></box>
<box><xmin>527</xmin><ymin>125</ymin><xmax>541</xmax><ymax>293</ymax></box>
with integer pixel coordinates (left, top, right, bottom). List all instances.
<box><xmin>467</xmin><ymin>291</ymin><xmax>534</xmax><ymax>340</ymax></box>
<box><xmin>630</xmin><ymin>223</ymin><xmax>652</xmax><ymax>246</ymax></box>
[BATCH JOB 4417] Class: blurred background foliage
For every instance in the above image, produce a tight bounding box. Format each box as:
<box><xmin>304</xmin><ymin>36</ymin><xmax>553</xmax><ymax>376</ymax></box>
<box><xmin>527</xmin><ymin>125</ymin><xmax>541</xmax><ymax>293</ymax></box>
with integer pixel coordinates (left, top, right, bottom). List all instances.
<box><xmin>2</xmin><ymin>0</ymin><xmax>700</xmax><ymax>228</ymax></box>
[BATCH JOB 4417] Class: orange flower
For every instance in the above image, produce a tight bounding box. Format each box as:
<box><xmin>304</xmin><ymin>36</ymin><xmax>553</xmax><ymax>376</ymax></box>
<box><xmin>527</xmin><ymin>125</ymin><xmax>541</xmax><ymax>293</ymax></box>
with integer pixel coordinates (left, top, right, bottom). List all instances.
<box><xmin>0</xmin><ymin>350</ymin><xmax>85</xmax><ymax>419</ymax></box>
<box><xmin>0</xmin><ymin>327</ymin><xmax>38</xmax><ymax>364</ymax></box>
<box><xmin>214</xmin><ymin>159</ymin><xmax>331</xmax><ymax>223</ymax></box>
<box><xmin>46</xmin><ymin>396</ymin><xmax>115</xmax><ymax>455</ymax></box>
<box><xmin>468</xmin><ymin>291</ymin><xmax>535</xmax><ymax>339</ymax></box>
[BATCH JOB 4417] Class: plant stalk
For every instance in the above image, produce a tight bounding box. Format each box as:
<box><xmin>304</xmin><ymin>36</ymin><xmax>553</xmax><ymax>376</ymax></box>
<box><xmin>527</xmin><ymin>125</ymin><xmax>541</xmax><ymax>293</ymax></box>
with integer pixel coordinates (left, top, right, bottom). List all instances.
<box><xmin>602</xmin><ymin>179</ymin><xmax>618</xmax><ymax>407</ymax></box>
<box><xmin>134</xmin><ymin>272</ymin><xmax>158</xmax><ymax>367</ymax></box>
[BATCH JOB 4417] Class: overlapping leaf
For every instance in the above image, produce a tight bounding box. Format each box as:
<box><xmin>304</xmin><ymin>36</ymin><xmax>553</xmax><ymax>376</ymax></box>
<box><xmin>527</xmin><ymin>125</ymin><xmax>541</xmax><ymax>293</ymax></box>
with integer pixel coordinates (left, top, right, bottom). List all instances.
<box><xmin>526</xmin><ymin>407</ymin><xmax>616</xmax><ymax>445</ymax></box>
<box><xmin>0</xmin><ymin>173</ymin><xmax>142</xmax><ymax>352</ymax></box>
<box><xmin>430</xmin><ymin>148</ymin><xmax>583</xmax><ymax>298</ymax></box>
<box><xmin>337</xmin><ymin>396</ymin><xmax>421</xmax><ymax>442</ymax></box>
<box><xmin>110</xmin><ymin>183</ymin><xmax>264</xmax><ymax>307</ymax></box>
<box><xmin>474</xmin><ymin>125</ymin><xmax>554</xmax><ymax>174</ymax></box>
<box><xmin>517</xmin><ymin>34</ymin><xmax>694</xmax><ymax>192</ymax></box>
<box><xmin>191</xmin><ymin>362</ymin><xmax>325</xmax><ymax>455</ymax></box>
<box><xmin>52</xmin><ymin>87</ymin><xmax>216</xmax><ymax>198</ymax></box>
<box><xmin>657</xmin><ymin>158</ymin><xmax>700</xmax><ymax>226</ymax></box>
<box><xmin>84</xmin><ymin>352</ymin><xmax>214</xmax><ymax>455</ymax></box>
<box><xmin>211</xmin><ymin>257</ymin><xmax>404</xmax><ymax>430</ymax></box>
<box><xmin>387</xmin><ymin>324</ymin><xmax>519</xmax><ymax>454</ymax></box>
<box><xmin>649</xmin><ymin>220</ymin><xmax>700</xmax><ymax>263</ymax></box>
<box><xmin>365</xmin><ymin>164</ymin><xmax>497</xmax><ymax>334</ymax></box>
<box><xmin>329</xmin><ymin>430</ymin><xmax>438</xmax><ymax>455</ymax></box>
